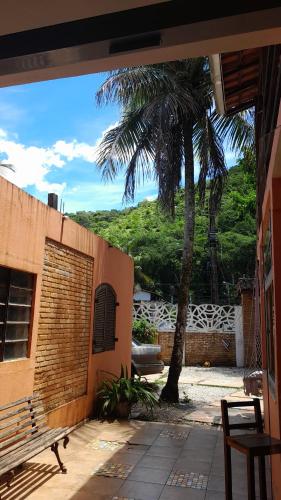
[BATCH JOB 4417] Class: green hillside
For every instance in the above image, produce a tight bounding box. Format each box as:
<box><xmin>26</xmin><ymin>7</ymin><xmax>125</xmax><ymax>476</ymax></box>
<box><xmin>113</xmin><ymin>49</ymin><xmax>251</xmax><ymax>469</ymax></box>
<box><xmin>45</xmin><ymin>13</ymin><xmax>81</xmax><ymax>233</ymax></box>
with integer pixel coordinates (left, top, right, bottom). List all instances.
<box><xmin>68</xmin><ymin>153</ymin><xmax>256</xmax><ymax>304</ymax></box>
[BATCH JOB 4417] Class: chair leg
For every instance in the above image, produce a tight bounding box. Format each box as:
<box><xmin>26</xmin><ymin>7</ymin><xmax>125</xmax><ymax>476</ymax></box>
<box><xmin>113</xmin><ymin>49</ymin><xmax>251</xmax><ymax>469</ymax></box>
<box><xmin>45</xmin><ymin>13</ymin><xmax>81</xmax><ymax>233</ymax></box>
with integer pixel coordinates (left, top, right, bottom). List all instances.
<box><xmin>258</xmin><ymin>456</ymin><xmax>267</xmax><ymax>500</ymax></box>
<box><xmin>247</xmin><ymin>455</ymin><xmax>256</xmax><ymax>500</ymax></box>
<box><xmin>51</xmin><ymin>442</ymin><xmax>67</xmax><ymax>474</ymax></box>
<box><xmin>224</xmin><ymin>441</ymin><xmax>233</xmax><ymax>500</ymax></box>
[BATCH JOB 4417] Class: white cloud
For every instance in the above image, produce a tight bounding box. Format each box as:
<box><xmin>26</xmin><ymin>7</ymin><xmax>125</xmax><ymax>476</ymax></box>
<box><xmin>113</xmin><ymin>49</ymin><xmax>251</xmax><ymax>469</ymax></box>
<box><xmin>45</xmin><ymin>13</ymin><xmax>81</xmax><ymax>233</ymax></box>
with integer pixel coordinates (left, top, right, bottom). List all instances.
<box><xmin>0</xmin><ymin>134</ymin><xmax>66</xmax><ymax>194</ymax></box>
<box><xmin>53</xmin><ymin>139</ymin><xmax>97</xmax><ymax>163</ymax></box>
<box><xmin>145</xmin><ymin>194</ymin><xmax>157</xmax><ymax>202</ymax></box>
<box><xmin>0</xmin><ymin>124</ymin><xmax>120</xmax><ymax>195</ymax></box>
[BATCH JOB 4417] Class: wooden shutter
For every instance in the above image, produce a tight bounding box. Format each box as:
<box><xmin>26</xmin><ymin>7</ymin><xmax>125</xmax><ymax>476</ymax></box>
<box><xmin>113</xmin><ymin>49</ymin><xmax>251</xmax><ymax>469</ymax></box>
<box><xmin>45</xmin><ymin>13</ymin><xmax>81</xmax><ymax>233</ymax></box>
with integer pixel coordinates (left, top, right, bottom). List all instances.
<box><xmin>104</xmin><ymin>286</ymin><xmax>116</xmax><ymax>351</ymax></box>
<box><xmin>93</xmin><ymin>284</ymin><xmax>117</xmax><ymax>353</ymax></box>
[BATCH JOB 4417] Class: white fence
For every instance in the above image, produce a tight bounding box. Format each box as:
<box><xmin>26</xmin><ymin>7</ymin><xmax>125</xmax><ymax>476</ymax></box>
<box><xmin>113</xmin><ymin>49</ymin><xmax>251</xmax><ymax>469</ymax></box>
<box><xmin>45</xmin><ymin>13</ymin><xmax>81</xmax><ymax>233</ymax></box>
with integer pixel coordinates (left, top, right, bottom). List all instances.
<box><xmin>133</xmin><ymin>301</ymin><xmax>242</xmax><ymax>335</ymax></box>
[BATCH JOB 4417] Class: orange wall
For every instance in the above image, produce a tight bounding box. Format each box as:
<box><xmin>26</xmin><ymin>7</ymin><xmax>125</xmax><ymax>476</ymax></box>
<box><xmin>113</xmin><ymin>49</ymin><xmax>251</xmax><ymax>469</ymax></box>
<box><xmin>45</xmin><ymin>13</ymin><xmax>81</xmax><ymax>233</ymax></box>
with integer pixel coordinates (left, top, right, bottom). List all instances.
<box><xmin>258</xmin><ymin>102</ymin><xmax>281</xmax><ymax>499</ymax></box>
<box><xmin>0</xmin><ymin>177</ymin><xmax>134</xmax><ymax>426</ymax></box>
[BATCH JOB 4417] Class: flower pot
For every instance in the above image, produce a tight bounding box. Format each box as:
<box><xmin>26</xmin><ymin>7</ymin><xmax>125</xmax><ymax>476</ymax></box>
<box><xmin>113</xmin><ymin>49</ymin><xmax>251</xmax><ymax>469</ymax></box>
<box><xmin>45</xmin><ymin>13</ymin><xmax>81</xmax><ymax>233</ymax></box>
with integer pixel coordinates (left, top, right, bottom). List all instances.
<box><xmin>116</xmin><ymin>401</ymin><xmax>131</xmax><ymax>418</ymax></box>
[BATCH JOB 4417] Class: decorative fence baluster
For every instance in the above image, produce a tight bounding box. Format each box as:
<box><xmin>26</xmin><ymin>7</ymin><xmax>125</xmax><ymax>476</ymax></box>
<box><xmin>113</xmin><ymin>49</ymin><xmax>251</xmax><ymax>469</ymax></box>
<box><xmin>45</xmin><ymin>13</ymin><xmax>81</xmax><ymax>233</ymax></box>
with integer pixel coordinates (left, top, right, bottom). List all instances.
<box><xmin>133</xmin><ymin>301</ymin><xmax>240</xmax><ymax>334</ymax></box>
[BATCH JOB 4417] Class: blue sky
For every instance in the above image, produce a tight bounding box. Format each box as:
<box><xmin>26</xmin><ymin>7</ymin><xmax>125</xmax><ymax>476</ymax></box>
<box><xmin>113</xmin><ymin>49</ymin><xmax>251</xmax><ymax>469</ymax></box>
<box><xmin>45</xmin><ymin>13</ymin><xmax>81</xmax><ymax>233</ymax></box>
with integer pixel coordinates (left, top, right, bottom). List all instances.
<box><xmin>0</xmin><ymin>72</ymin><xmax>237</xmax><ymax>213</ymax></box>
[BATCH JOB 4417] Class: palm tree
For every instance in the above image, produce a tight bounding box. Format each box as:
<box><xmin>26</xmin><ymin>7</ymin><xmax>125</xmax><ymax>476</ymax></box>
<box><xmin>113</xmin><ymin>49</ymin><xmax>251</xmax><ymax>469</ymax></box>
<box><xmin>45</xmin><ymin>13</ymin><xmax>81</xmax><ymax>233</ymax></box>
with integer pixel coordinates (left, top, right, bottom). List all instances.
<box><xmin>207</xmin><ymin>109</ymin><xmax>255</xmax><ymax>304</ymax></box>
<box><xmin>96</xmin><ymin>59</ymin><xmax>251</xmax><ymax>402</ymax></box>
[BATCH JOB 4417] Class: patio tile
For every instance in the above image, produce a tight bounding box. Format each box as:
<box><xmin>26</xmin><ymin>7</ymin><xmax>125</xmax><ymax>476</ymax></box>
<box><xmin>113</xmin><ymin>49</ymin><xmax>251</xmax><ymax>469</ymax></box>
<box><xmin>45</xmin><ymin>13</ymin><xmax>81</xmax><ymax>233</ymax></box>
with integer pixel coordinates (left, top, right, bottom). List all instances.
<box><xmin>159</xmin><ymin>485</ymin><xmax>206</xmax><ymax>499</ymax></box>
<box><xmin>146</xmin><ymin>445</ymin><xmax>182</xmax><ymax>458</ymax></box>
<box><xmin>205</xmin><ymin>491</ymin><xmax>249</xmax><ymax>500</ymax></box>
<box><xmin>153</xmin><ymin>436</ymin><xmax>185</xmax><ymax>448</ymax></box>
<box><xmin>13</xmin><ymin>419</ymin><xmax>263</xmax><ymax>499</ymax></box>
<box><xmin>128</xmin><ymin>466</ymin><xmax>170</xmax><ymax>484</ymax></box>
<box><xmin>129</xmin><ymin>428</ymin><xmax>162</xmax><ymax>446</ymax></box>
<box><xmin>75</xmin><ymin>476</ymin><xmax>124</xmax><ymax>496</ymax></box>
<box><xmin>117</xmin><ymin>480</ymin><xmax>164</xmax><ymax>500</ymax></box>
<box><xmin>180</xmin><ymin>448</ymin><xmax>214</xmax><ymax>462</ymax></box>
<box><xmin>207</xmin><ymin>473</ymin><xmax>249</xmax><ymax>495</ymax></box>
<box><xmin>137</xmin><ymin>455</ymin><xmax>176</xmax><ymax>470</ymax></box>
<box><xmin>106</xmin><ymin>452</ymin><xmax>144</xmax><ymax>466</ymax></box>
<box><xmin>172</xmin><ymin>458</ymin><xmax>212</xmax><ymax>475</ymax></box>
<box><xmin>119</xmin><ymin>444</ymin><xmax>150</xmax><ymax>455</ymax></box>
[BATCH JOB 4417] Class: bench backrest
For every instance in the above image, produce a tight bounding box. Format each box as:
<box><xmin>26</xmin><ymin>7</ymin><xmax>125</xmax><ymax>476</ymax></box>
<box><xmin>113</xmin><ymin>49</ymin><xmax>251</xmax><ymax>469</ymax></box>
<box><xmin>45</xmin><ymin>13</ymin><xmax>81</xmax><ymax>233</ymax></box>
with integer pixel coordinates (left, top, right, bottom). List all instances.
<box><xmin>0</xmin><ymin>395</ymin><xmax>47</xmax><ymax>457</ymax></box>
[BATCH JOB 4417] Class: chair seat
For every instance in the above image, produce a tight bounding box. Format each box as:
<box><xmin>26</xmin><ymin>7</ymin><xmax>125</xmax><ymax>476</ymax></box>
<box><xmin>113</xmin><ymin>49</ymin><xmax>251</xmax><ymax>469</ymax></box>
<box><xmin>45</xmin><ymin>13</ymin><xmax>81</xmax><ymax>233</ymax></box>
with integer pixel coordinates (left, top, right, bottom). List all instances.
<box><xmin>226</xmin><ymin>433</ymin><xmax>281</xmax><ymax>457</ymax></box>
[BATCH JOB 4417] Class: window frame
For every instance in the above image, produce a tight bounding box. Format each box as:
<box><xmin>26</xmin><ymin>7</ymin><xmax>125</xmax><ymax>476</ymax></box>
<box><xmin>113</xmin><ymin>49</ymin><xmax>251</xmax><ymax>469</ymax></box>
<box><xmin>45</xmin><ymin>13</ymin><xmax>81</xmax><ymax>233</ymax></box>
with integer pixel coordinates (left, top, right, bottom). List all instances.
<box><xmin>0</xmin><ymin>266</ymin><xmax>35</xmax><ymax>362</ymax></box>
<box><xmin>92</xmin><ymin>283</ymin><xmax>117</xmax><ymax>354</ymax></box>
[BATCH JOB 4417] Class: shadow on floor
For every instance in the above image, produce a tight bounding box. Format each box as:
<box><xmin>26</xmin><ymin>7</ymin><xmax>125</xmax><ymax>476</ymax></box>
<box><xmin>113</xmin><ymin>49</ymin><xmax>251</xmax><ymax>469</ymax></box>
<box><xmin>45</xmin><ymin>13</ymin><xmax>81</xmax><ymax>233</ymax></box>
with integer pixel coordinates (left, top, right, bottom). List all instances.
<box><xmin>0</xmin><ymin>462</ymin><xmax>59</xmax><ymax>500</ymax></box>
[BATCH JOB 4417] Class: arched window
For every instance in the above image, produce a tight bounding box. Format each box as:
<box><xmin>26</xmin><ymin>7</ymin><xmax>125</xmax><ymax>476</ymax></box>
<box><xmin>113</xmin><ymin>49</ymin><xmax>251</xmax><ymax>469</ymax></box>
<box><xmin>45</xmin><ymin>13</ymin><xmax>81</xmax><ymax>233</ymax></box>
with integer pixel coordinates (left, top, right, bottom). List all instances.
<box><xmin>92</xmin><ymin>284</ymin><xmax>117</xmax><ymax>353</ymax></box>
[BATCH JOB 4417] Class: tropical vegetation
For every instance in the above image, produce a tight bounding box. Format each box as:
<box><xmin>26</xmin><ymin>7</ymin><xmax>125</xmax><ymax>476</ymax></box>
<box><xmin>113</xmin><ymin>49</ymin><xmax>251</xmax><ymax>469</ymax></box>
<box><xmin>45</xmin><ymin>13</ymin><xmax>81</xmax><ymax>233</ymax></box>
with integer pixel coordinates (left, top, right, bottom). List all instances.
<box><xmin>132</xmin><ymin>319</ymin><xmax>157</xmax><ymax>344</ymax></box>
<box><xmin>69</xmin><ymin>153</ymin><xmax>256</xmax><ymax>305</ymax></box>
<box><xmin>96</xmin><ymin>366</ymin><xmax>158</xmax><ymax>418</ymax></box>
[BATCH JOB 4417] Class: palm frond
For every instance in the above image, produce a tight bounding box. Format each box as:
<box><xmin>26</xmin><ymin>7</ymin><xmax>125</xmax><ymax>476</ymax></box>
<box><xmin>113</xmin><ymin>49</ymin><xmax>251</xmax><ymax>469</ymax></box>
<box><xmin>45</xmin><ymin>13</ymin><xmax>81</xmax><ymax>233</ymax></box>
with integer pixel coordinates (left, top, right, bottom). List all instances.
<box><xmin>194</xmin><ymin>113</ymin><xmax>227</xmax><ymax>205</ymax></box>
<box><xmin>96</xmin><ymin>107</ymin><xmax>152</xmax><ymax>181</ymax></box>
<box><xmin>212</xmin><ymin>109</ymin><xmax>255</xmax><ymax>152</ymax></box>
<box><xmin>96</xmin><ymin>66</ymin><xmax>172</xmax><ymax>108</ymax></box>
<box><xmin>123</xmin><ymin>126</ymin><xmax>154</xmax><ymax>201</ymax></box>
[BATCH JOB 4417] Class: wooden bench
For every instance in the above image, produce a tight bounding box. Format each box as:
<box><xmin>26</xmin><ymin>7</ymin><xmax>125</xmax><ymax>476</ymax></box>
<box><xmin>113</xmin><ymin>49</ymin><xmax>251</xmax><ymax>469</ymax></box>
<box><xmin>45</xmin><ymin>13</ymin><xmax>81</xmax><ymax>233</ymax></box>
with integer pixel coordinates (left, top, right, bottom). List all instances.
<box><xmin>0</xmin><ymin>395</ymin><xmax>72</xmax><ymax>489</ymax></box>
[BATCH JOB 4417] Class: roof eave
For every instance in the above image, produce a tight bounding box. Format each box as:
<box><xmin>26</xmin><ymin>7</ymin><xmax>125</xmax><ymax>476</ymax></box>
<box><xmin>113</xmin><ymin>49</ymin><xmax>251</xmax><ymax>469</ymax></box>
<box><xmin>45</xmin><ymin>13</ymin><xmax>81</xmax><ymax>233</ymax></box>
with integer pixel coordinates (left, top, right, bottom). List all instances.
<box><xmin>209</xmin><ymin>54</ymin><xmax>225</xmax><ymax>116</ymax></box>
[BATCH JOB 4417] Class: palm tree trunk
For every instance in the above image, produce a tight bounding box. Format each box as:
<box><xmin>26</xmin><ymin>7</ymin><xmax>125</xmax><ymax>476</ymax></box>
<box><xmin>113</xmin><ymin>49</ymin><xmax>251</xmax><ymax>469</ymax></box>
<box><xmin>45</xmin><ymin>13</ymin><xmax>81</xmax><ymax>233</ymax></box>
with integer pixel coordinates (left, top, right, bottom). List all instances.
<box><xmin>161</xmin><ymin>123</ymin><xmax>195</xmax><ymax>403</ymax></box>
<box><xmin>209</xmin><ymin>213</ymin><xmax>220</xmax><ymax>304</ymax></box>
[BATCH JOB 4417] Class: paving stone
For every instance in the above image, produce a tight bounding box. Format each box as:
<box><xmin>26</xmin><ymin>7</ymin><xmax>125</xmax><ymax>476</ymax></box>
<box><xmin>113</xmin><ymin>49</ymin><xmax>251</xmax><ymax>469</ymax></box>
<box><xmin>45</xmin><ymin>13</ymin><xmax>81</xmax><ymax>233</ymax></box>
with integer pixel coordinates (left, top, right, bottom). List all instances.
<box><xmin>86</xmin><ymin>439</ymin><xmax>124</xmax><ymax>451</ymax></box>
<box><xmin>167</xmin><ymin>470</ymin><xmax>208</xmax><ymax>489</ymax></box>
<box><xmin>159</xmin><ymin>429</ymin><xmax>189</xmax><ymax>440</ymax></box>
<box><xmin>93</xmin><ymin>463</ymin><xmax>134</xmax><ymax>480</ymax></box>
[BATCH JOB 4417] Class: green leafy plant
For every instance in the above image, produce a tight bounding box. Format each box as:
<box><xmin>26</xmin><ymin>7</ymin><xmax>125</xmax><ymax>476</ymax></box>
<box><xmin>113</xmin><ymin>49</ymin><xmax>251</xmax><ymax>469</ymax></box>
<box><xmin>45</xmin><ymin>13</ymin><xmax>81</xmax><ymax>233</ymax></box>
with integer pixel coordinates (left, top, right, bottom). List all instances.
<box><xmin>132</xmin><ymin>319</ymin><xmax>157</xmax><ymax>344</ymax></box>
<box><xmin>97</xmin><ymin>365</ymin><xmax>158</xmax><ymax>418</ymax></box>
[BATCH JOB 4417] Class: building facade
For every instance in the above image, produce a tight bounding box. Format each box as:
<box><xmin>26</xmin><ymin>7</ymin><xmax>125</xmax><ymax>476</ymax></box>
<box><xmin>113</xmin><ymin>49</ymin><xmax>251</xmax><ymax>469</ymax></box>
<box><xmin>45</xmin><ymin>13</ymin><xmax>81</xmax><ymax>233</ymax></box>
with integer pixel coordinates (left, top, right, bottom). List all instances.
<box><xmin>211</xmin><ymin>44</ymin><xmax>281</xmax><ymax>498</ymax></box>
<box><xmin>0</xmin><ymin>176</ymin><xmax>134</xmax><ymax>427</ymax></box>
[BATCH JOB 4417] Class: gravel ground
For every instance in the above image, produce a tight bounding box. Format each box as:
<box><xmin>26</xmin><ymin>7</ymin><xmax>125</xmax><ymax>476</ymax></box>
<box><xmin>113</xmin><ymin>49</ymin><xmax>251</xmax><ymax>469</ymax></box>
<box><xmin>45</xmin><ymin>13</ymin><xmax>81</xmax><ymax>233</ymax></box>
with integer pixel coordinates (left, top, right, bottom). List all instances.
<box><xmin>132</xmin><ymin>366</ymin><xmax>245</xmax><ymax>424</ymax></box>
<box><xmin>178</xmin><ymin>383</ymin><xmax>237</xmax><ymax>405</ymax></box>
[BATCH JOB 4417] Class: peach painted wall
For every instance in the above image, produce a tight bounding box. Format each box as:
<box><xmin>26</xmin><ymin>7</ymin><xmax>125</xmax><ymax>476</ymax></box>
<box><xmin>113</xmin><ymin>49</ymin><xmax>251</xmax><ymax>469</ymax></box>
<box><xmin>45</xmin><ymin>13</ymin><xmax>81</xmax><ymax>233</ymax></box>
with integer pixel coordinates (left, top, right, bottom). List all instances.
<box><xmin>0</xmin><ymin>176</ymin><xmax>134</xmax><ymax>427</ymax></box>
<box><xmin>258</xmin><ymin>103</ymin><xmax>281</xmax><ymax>499</ymax></box>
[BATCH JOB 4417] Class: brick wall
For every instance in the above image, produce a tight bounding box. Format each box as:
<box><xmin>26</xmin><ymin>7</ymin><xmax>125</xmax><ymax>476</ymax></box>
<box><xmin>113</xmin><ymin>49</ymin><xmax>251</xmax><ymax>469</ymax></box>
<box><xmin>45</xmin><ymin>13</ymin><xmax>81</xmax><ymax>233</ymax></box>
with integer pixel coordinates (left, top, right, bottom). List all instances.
<box><xmin>158</xmin><ymin>331</ymin><xmax>236</xmax><ymax>366</ymax></box>
<box><xmin>34</xmin><ymin>239</ymin><xmax>94</xmax><ymax>412</ymax></box>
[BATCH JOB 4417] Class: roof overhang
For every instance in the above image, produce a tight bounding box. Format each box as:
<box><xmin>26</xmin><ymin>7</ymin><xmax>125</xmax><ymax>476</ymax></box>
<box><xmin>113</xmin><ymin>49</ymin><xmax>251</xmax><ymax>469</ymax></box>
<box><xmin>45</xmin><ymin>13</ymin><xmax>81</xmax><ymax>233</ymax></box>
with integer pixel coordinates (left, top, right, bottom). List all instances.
<box><xmin>209</xmin><ymin>54</ymin><xmax>225</xmax><ymax>115</ymax></box>
<box><xmin>0</xmin><ymin>2</ymin><xmax>280</xmax><ymax>87</ymax></box>
<box><xmin>210</xmin><ymin>48</ymin><xmax>261</xmax><ymax>116</ymax></box>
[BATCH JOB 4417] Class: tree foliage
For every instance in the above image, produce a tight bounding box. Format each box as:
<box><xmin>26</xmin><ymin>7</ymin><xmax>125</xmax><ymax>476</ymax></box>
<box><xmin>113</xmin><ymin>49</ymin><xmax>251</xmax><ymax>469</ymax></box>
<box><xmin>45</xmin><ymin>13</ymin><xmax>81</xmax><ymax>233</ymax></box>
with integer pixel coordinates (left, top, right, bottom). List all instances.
<box><xmin>68</xmin><ymin>154</ymin><xmax>256</xmax><ymax>304</ymax></box>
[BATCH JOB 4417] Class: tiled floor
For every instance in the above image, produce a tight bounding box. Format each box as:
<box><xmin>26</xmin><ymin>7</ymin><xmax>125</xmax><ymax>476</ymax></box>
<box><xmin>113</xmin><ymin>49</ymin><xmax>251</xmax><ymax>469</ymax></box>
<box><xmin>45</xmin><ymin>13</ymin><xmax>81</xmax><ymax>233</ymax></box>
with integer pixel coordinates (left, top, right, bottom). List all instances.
<box><xmin>0</xmin><ymin>420</ymin><xmax>271</xmax><ymax>500</ymax></box>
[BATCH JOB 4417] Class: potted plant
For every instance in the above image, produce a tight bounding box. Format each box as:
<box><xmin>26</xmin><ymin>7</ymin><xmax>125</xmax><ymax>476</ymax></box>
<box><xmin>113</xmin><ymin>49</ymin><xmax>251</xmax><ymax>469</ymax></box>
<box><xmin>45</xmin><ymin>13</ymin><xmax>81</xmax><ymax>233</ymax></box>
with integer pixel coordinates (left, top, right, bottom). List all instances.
<box><xmin>97</xmin><ymin>365</ymin><xmax>158</xmax><ymax>419</ymax></box>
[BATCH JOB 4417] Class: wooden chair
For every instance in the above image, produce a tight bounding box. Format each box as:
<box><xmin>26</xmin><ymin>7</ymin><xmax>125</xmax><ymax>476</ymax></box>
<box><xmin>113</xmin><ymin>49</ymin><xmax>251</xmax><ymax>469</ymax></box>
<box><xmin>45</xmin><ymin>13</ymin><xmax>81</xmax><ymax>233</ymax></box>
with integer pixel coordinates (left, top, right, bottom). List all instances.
<box><xmin>221</xmin><ymin>398</ymin><xmax>281</xmax><ymax>500</ymax></box>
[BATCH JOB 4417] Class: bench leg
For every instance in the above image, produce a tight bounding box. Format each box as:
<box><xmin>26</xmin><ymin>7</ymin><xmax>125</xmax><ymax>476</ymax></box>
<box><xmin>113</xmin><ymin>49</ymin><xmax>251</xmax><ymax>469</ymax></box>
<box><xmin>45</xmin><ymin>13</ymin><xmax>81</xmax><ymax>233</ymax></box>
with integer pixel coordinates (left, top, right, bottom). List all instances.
<box><xmin>3</xmin><ymin>470</ymin><xmax>15</xmax><ymax>488</ymax></box>
<box><xmin>51</xmin><ymin>442</ymin><xmax>67</xmax><ymax>474</ymax></box>
<box><xmin>63</xmin><ymin>436</ymin><xmax>69</xmax><ymax>449</ymax></box>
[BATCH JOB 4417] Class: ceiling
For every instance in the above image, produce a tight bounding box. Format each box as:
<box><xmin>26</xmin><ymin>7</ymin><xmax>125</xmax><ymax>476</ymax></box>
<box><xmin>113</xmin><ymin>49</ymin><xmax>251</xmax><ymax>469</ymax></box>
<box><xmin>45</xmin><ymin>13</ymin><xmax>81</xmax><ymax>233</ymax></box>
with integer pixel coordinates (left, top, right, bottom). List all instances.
<box><xmin>0</xmin><ymin>2</ymin><xmax>280</xmax><ymax>87</ymax></box>
<box><xmin>0</xmin><ymin>1</ymin><xmax>168</xmax><ymax>36</ymax></box>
